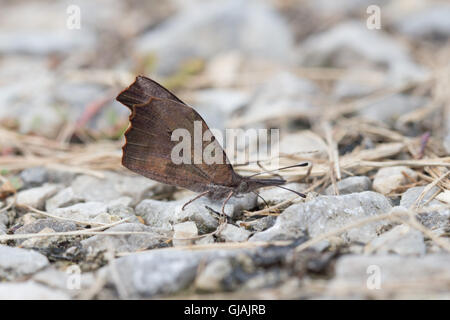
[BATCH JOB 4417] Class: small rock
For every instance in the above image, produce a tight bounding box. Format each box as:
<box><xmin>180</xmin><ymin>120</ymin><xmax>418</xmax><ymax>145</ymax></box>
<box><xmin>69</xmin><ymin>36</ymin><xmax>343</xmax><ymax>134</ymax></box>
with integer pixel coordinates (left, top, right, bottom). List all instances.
<box><xmin>45</xmin><ymin>187</ymin><xmax>84</xmax><ymax>212</ymax></box>
<box><xmin>237</xmin><ymin>72</ymin><xmax>317</xmax><ymax>125</ymax></box>
<box><xmin>136</xmin><ymin>193</ymin><xmax>257</xmax><ymax>233</ymax></box>
<box><xmin>177</xmin><ymin>192</ymin><xmax>257</xmax><ymax>220</ymax></box>
<box><xmin>14</xmin><ymin>218</ymin><xmax>77</xmax><ymax>245</ymax></box>
<box><xmin>16</xmin><ymin>183</ymin><xmax>62</xmax><ymax>209</ymax></box>
<box><xmin>333</xmin><ymin>68</ymin><xmax>385</xmax><ymax>99</ymax></box>
<box><xmin>107</xmin><ymin>196</ymin><xmax>134</xmax><ymax>208</ymax></box>
<box><xmin>81</xmin><ymin>223</ymin><xmax>167</xmax><ymax>255</ymax></box>
<box><xmin>20</xmin><ymin>227</ymin><xmax>60</xmax><ymax>249</ymax></box>
<box><xmin>358</xmin><ymin>94</ymin><xmax>428</xmax><ymax>127</ymax></box>
<box><xmin>276</xmin><ymin>131</ymin><xmax>328</xmax><ymax>159</ymax></box>
<box><xmin>219</xmin><ymin>224</ymin><xmax>251</xmax><ymax>242</ymax></box>
<box><xmin>49</xmin><ymin>200</ymin><xmax>137</xmax><ymax>224</ymax></box>
<box><xmin>435</xmin><ymin>190</ymin><xmax>450</xmax><ymax>204</ymax></box>
<box><xmin>103</xmin><ymin>250</ymin><xmax>208</xmax><ymax>297</ymax></box>
<box><xmin>400</xmin><ymin>186</ymin><xmax>449</xmax><ymax>232</ymax></box>
<box><xmin>298</xmin><ymin>21</ymin><xmax>426</xmax><ymax>83</ymax></box>
<box><xmin>0</xmin><ymin>205</ymin><xmax>8</xmax><ymax>235</ymax></box>
<box><xmin>193</xmin><ymin>88</ymin><xmax>250</xmax><ymax>132</ymax></box>
<box><xmin>372</xmin><ymin>166</ymin><xmax>418</xmax><ymax>195</ymax></box>
<box><xmin>19</xmin><ymin>167</ymin><xmax>48</xmax><ymax>188</ymax></box>
<box><xmin>195</xmin><ymin>258</ymin><xmax>233</xmax><ymax>292</ymax></box>
<box><xmin>136</xmin><ymin>0</ymin><xmax>294</xmax><ymax>75</ymax></box>
<box><xmin>205</xmin><ymin>51</ymin><xmax>242</xmax><ymax>87</ymax></box>
<box><xmin>239</xmin><ymin>216</ymin><xmax>277</xmax><ymax>233</ymax></box>
<box><xmin>51</xmin><ymin>201</ymin><xmax>108</xmax><ymax>222</ymax></box>
<box><xmin>0</xmin><ymin>245</ymin><xmax>49</xmax><ymax>280</ymax></box>
<box><xmin>242</xmin><ymin>270</ymin><xmax>287</xmax><ymax>291</ymax></box>
<box><xmin>17</xmin><ymin>167</ymin><xmax>75</xmax><ymax>190</ymax></box>
<box><xmin>257</xmin><ymin>183</ymin><xmax>307</xmax><ymax>206</ymax></box>
<box><xmin>33</xmin><ymin>267</ymin><xmax>95</xmax><ymax>293</ymax></box>
<box><xmin>173</xmin><ymin>221</ymin><xmax>198</xmax><ymax>247</ymax></box>
<box><xmin>15</xmin><ymin>218</ymin><xmax>77</xmax><ymax>235</ymax></box>
<box><xmin>395</xmin><ymin>4</ymin><xmax>450</xmax><ymax>41</ymax></box>
<box><xmin>326</xmin><ymin>254</ymin><xmax>450</xmax><ymax>299</ymax></box>
<box><xmin>135</xmin><ymin>200</ymin><xmax>180</xmax><ymax>230</ymax></box>
<box><xmin>70</xmin><ymin>172</ymin><xmax>169</xmax><ymax>205</ymax></box>
<box><xmin>102</xmin><ymin>247</ymin><xmax>254</xmax><ymax>298</ymax></box>
<box><xmin>0</xmin><ymin>281</ymin><xmax>70</xmax><ymax>300</ymax></box>
<box><xmin>195</xmin><ymin>234</ymin><xmax>216</xmax><ymax>245</ymax></box>
<box><xmin>365</xmin><ymin>224</ymin><xmax>426</xmax><ymax>256</ymax></box>
<box><xmin>325</xmin><ymin>176</ymin><xmax>372</xmax><ymax>195</ymax></box>
<box><xmin>19</xmin><ymin>104</ymin><xmax>65</xmax><ymax>139</ymax></box>
<box><xmin>250</xmin><ymin>191</ymin><xmax>392</xmax><ymax>243</ymax></box>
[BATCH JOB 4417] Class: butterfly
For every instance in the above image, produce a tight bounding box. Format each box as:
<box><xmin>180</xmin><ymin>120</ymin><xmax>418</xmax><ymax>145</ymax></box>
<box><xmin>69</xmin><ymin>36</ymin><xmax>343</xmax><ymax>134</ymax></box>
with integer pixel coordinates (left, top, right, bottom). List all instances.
<box><xmin>116</xmin><ymin>76</ymin><xmax>307</xmax><ymax>214</ymax></box>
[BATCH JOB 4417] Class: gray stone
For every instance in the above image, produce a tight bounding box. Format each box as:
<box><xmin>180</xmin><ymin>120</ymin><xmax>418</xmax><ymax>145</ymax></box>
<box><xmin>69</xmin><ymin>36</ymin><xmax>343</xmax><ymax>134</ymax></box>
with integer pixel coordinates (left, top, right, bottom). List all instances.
<box><xmin>395</xmin><ymin>4</ymin><xmax>450</xmax><ymax>40</ymax></box>
<box><xmin>102</xmin><ymin>248</ymin><xmax>250</xmax><ymax>298</ymax></box>
<box><xmin>32</xmin><ymin>267</ymin><xmax>95</xmax><ymax>293</ymax></box>
<box><xmin>218</xmin><ymin>224</ymin><xmax>251</xmax><ymax>242</ymax></box>
<box><xmin>16</xmin><ymin>183</ymin><xmax>62</xmax><ymax>209</ymax></box>
<box><xmin>195</xmin><ymin>258</ymin><xmax>233</xmax><ymax>292</ymax></box>
<box><xmin>195</xmin><ymin>234</ymin><xmax>216</xmax><ymax>245</ymax></box>
<box><xmin>0</xmin><ymin>1</ymin><xmax>95</xmax><ymax>55</ymax></box>
<box><xmin>0</xmin><ymin>281</ymin><xmax>70</xmax><ymax>300</ymax></box>
<box><xmin>298</xmin><ymin>21</ymin><xmax>426</xmax><ymax>83</ymax></box>
<box><xmin>0</xmin><ymin>245</ymin><xmax>49</xmax><ymax>280</ymax></box>
<box><xmin>49</xmin><ymin>197</ymin><xmax>138</xmax><ymax>223</ymax></box>
<box><xmin>238</xmin><ymin>72</ymin><xmax>317</xmax><ymax>125</ymax></box>
<box><xmin>242</xmin><ymin>270</ymin><xmax>288</xmax><ymax>291</ymax></box>
<box><xmin>70</xmin><ymin>172</ymin><xmax>168</xmax><ymax>205</ymax></box>
<box><xmin>45</xmin><ymin>187</ymin><xmax>84</xmax><ymax>212</ymax></box>
<box><xmin>333</xmin><ymin>69</ymin><xmax>385</xmax><ymax>99</ymax></box>
<box><xmin>136</xmin><ymin>193</ymin><xmax>257</xmax><ymax>233</ymax></box>
<box><xmin>135</xmin><ymin>200</ymin><xmax>180</xmax><ymax>231</ymax></box>
<box><xmin>19</xmin><ymin>167</ymin><xmax>49</xmax><ymax>188</ymax></box>
<box><xmin>173</xmin><ymin>221</ymin><xmax>198</xmax><ymax>247</ymax></box>
<box><xmin>373</xmin><ymin>166</ymin><xmax>418</xmax><ymax>195</ymax></box>
<box><xmin>14</xmin><ymin>218</ymin><xmax>77</xmax><ymax>244</ymax></box>
<box><xmin>445</xmin><ymin>107</ymin><xmax>450</xmax><ymax>155</ymax></box>
<box><xmin>257</xmin><ymin>183</ymin><xmax>308</xmax><ymax>206</ymax></box>
<box><xmin>239</xmin><ymin>216</ymin><xmax>277</xmax><ymax>233</ymax></box>
<box><xmin>365</xmin><ymin>224</ymin><xmax>426</xmax><ymax>256</ymax></box>
<box><xmin>400</xmin><ymin>186</ymin><xmax>450</xmax><ymax>232</ymax></box>
<box><xmin>19</xmin><ymin>104</ymin><xmax>65</xmax><ymax>139</ymax></box>
<box><xmin>0</xmin><ymin>204</ymin><xmax>8</xmax><ymax>235</ymax></box>
<box><xmin>81</xmin><ymin>223</ymin><xmax>167</xmax><ymax>255</ymax></box>
<box><xmin>193</xmin><ymin>89</ymin><xmax>250</xmax><ymax>132</ymax></box>
<box><xmin>250</xmin><ymin>192</ymin><xmax>392</xmax><ymax>243</ymax></box>
<box><xmin>325</xmin><ymin>176</ymin><xmax>372</xmax><ymax>195</ymax></box>
<box><xmin>359</xmin><ymin>94</ymin><xmax>428</xmax><ymax>127</ymax></box>
<box><xmin>51</xmin><ymin>201</ymin><xmax>108</xmax><ymax>222</ymax></box>
<box><xmin>136</xmin><ymin>0</ymin><xmax>294</xmax><ymax>75</ymax></box>
<box><xmin>326</xmin><ymin>254</ymin><xmax>450</xmax><ymax>299</ymax></box>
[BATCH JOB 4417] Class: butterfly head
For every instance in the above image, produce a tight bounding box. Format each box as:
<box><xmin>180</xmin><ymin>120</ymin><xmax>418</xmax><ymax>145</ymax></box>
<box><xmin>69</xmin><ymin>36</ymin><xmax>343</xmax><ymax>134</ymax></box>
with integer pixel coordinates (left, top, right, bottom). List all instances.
<box><xmin>237</xmin><ymin>177</ymin><xmax>286</xmax><ymax>194</ymax></box>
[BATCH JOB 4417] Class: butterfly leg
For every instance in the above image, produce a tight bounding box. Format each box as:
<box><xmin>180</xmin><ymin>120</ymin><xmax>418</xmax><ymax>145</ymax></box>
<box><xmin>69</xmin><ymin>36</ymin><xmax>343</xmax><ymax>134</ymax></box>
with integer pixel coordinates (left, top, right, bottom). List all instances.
<box><xmin>220</xmin><ymin>191</ymin><xmax>234</xmax><ymax>216</ymax></box>
<box><xmin>182</xmin><ymin>191</ymin><xmax>210</xmax><ymax>210</ymax></box>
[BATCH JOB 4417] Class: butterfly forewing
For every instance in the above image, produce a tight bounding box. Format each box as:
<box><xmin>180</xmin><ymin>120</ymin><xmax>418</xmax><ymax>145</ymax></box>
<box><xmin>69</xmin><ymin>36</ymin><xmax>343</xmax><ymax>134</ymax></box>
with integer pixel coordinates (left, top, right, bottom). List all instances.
<box><xmin>118</xmin><ymin>78</ymin><xmax>239</xmax><ymax>194</ymax></box>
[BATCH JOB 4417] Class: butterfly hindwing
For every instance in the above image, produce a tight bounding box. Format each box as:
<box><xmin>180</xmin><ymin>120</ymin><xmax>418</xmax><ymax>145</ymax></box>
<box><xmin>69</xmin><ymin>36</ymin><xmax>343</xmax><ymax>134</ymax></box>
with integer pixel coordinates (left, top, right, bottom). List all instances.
<box><xmin>117</xmin><ymin>79</ymin><xmax>238</xmax><ymax>193</ymax></box>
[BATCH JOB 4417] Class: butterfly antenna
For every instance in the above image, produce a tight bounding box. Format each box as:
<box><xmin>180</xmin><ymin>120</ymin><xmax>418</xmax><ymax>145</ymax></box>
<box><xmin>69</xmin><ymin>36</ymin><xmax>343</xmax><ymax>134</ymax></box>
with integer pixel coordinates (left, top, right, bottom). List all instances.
<box><xmin>256</xmin><ymin>160</ymin><xmax>283</xmax><ymax>180</ymax></box>
<box><xmin>274</xmin><ymin>185</ymin><xmax>306</xmax><ymax>198</ymax></box>
<box><xmin>247</xmin><ymin>162</ymin><xmax>309</xmax><ymax>178</ymax></box>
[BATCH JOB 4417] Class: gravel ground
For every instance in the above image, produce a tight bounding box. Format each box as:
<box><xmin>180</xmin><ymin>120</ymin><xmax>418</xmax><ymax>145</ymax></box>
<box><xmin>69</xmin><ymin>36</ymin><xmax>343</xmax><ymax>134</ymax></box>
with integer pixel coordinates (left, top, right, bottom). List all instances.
<box><xmin>0</xmin><ymin>0</ymin><xmax>449</xmax><ymax>299</ymax></box>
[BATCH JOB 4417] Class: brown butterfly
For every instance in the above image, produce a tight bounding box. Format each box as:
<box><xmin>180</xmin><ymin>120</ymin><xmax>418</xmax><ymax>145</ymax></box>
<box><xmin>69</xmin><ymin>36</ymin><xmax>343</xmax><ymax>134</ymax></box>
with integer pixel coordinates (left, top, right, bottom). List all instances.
<box><xmin>116</xmin><ymin>76</ymin><xmax>307</xmax><ymax>214</ymax></box>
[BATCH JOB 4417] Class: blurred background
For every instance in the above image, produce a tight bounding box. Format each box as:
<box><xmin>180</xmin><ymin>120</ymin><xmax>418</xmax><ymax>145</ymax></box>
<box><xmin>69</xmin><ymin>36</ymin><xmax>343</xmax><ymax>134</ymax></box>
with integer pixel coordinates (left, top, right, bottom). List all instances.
<box><xmin>0</xmin><ymin>0</ymin><xmax>449</xmax><ymax>174</ymax></box>
<box><xmin>1</xmin><ymin>0</ymin><xmax>450</xmax><ymax>300</ymax></box>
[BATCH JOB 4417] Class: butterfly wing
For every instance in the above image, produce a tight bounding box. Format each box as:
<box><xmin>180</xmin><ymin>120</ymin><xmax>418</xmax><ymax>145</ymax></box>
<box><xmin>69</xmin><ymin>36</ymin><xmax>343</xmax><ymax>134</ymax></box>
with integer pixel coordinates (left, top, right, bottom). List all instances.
<box><xmin>117</xmin><ymin>78</ymin><xmax>239</xmax><ymax>193</ymax></box>
<box><xmin>117</xmin><ymin>76</ymin><xmax>185</xmax><ymax>108</ymax></box>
